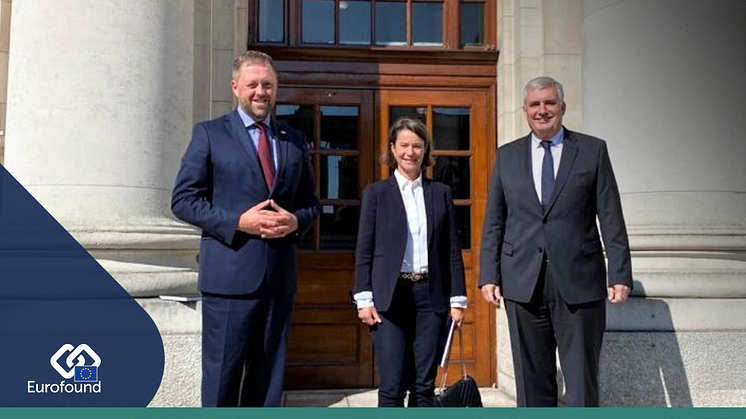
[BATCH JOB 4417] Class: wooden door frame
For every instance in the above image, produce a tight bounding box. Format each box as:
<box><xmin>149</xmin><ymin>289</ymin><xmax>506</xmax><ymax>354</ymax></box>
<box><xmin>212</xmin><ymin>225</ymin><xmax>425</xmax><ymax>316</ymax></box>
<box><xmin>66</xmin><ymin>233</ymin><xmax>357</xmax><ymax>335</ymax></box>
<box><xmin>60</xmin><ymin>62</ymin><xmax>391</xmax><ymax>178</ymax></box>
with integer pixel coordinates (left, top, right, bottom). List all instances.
<box><xmin>278</xmin><ymin>87</ymin><xmax>377</xmax><ymax>388</ymax></box>
<box><xmin>275</xmin><ymin>58</ymin><xmax>498</xmax><ymax>388</ymax></box>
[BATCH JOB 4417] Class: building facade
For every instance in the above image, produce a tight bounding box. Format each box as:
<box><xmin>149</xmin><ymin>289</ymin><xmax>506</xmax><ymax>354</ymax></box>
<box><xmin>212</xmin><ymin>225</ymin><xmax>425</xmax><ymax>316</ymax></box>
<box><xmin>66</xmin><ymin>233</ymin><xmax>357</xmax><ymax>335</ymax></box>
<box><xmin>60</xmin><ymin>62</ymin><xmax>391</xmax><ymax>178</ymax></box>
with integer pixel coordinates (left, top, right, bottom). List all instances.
<box><xmin>1</xmin><ymin>0</ymin><xmax>744</xmax><ymax>407</ymax></box>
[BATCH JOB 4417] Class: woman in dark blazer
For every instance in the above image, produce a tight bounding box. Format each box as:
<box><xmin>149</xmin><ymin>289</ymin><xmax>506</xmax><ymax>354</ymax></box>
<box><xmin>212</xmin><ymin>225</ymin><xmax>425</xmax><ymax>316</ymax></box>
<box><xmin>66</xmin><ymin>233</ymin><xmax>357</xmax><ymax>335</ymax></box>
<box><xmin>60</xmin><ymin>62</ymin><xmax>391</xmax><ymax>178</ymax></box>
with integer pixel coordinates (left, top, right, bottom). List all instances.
<box><xmin>353</xmin><ymin>118</ymin><xmax>467</xmax><ymax>407</ymax></box>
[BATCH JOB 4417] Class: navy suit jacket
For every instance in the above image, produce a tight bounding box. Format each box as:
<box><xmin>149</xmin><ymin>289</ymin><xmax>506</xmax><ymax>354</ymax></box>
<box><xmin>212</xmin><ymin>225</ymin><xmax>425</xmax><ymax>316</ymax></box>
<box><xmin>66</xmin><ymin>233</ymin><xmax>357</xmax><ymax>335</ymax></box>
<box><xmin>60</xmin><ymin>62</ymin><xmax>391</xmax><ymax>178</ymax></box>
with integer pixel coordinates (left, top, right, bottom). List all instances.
<box><xmin>354</xmin><ymin>176</ymin><xmax>466</xmax><ymax>313</ymax></box>
<box><xmin>479</xmin><ymin>128</ymin><xmax>632</xmax><ymax>304</ymax></box>
<box><xmin>172</xmin><ymin>110</ymin><xmax>318</xmax><ymax>295</ymax></box>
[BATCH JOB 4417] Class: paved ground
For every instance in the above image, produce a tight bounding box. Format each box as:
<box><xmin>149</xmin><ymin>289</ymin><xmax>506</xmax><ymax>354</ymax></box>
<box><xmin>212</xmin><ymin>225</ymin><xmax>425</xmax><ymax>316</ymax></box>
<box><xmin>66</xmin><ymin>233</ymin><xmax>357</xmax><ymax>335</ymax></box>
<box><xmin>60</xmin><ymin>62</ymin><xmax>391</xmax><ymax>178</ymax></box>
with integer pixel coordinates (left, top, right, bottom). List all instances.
<box><xmin>283</xmin><ymin>388</ymin><xmax>516</xmax><ymax>407</ymax></box>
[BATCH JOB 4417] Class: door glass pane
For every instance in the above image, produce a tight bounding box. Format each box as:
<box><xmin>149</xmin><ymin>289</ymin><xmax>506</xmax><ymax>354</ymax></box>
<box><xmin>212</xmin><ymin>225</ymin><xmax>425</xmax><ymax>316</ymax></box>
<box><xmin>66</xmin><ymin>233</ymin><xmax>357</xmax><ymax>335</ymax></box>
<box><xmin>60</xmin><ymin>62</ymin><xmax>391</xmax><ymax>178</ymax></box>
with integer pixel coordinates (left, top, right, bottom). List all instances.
<box><xmin>320</xmin><ymin>156</ymin><xmax>359</xmax><ymax>200</ymax></box>
<box><xmin>303</xmin><ymin>0</ymin><xmax>335</xmax><ymax>44</ymax></box>
<box><xmin>433</xmin><ymin>107</ymin><xmax>470</xmax><ymax>150</ymax></box>
<box><xmin>298</xmin><ymin>222</ymin><xmax>316</xmax><ymax>249</ymax></box>
<box><xmin>433</xmin><ymin>156</ymin><xmax>470</xmax><ymax>199</ymax></box>
<box><xmin>455</xmin><ymin>206</ymin><xmax>471</xmax><ymax>249</ymax></box>
<box><xmin>320</xmin><ymin>106</ymin><xmax>358</xmax><ymax>150</ymax></box>
<box><xmin>320</xmin><ymin>205</ymin><xmax>359</xmax><ymax>250</ymax></box>
<box><xmin>460</xmin><ymin>3</ymin><xmax>484</xmax><ymax>47</ymax></box>
<box><xmin>375</xmin><ymin>2</ymin><xmax>406</xmax><ymax>46</ymax></box>
<box><xmin>276</xmin><ymin>104</ymin><xmax>315</xmax><ymax>149</ymax></box>
<box><xmin>412</xmin><ymin>3</ymin><xmax>442</xmax><ymax>46</ymax></box>
<box><xmin>340</xmin><ymin>1</ymin><xmax>371</xmax><ymax>45</ymax></box>
<box><xmin>389</xmin><ymin>106</ymin><xmax>427</xmax><ymax>125</ymax></box>
<box><xmin>259</xmin><ymin>0</ymin><xmax>285</xmax><ymax>43</ymax></box>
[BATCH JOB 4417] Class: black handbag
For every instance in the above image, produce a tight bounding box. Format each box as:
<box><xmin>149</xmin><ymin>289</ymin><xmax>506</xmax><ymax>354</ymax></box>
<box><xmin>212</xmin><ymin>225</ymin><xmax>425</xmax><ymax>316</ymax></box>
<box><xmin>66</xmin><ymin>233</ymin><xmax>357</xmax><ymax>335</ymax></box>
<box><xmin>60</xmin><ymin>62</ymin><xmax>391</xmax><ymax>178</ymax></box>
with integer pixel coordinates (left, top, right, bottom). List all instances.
<box><xmin>432</xmin><ymin>321</ymin><xmax>483</xmax><ymax>407</ymax></box>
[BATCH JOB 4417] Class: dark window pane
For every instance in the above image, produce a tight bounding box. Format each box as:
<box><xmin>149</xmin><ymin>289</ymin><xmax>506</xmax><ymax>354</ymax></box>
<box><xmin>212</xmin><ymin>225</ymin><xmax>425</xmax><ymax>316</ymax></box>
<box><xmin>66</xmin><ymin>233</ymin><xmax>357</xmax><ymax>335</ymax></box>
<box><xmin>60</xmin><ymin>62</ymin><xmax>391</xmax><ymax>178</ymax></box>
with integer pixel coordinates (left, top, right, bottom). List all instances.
<box><xmin>303</xmin><ymin>0</ymin><xmax>335</xmax><ymax>44</ymax></box>
<box><xmin>298</xmin><ymin>225</ymin><xmax>315</xmax><ymax>250</ymax></box>
<box><xmin>340</xmin><ymin>1</ymin><xmax>371</xmax><ymax>45</ymax></box>
<box><xmin>276</xmin><ymin>104</ymin><xmax>315</xmax><ymax>149</ymax></box>
<box><xmin>259</xmin><ymin>0</ymin><xmax>285</xmax><ymax>43</ymax></box>
<box><xmin>433</xmin><ymin>156</ymin><xmax>470</xmax><ymax>199</ymax></box>
<box><xmin>412</xmin><ymin>3</ymin><xmax>442</xmax><ymax>46</ymax></box>
<box><xmin>389</xmin><ymin>107</ymin><xmax>427</xmax><ymax>125</ymax></box>
<box><xmin>455</xmin><ymin>206</ymin><xmax>471</xmax><ymax>249</ymax></box>
<box><xmin>320</xmin><ymin>205</ymin><xmax>360</xmax><ymax>250</ymax></box>
<box><xmin>320</xmin><ymin>106</ymin><xmax>358</xmax><ymax>150</ymax></box>
<box><xmin>375</xmin><ymin>2</ymin><xmax>406</xmax><ymax>46</ymax></box>
<box><xmin>320</xmin><ymin>156</ymin><xmax>358</xmax><ymax>200</ymax></box>
<box><xmin>433</xmin><ymin>107</ymin><xmax>470</xmax><ymax>150</ymax></box>
<box><xmin>460</xmin><ymin>3</ymin><xmax>484</xmax><ymax>47</ymax></box>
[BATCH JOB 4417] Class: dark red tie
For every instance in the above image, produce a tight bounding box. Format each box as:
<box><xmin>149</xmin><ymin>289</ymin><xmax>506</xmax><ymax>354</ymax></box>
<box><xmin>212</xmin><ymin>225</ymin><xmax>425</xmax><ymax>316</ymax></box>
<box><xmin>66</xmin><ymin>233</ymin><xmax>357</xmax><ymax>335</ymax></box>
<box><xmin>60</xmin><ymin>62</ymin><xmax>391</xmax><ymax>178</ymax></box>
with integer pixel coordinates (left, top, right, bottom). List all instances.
<box><xmin>255</xmin><ymin>122</ymin><xmax>275</xmax><ymax>189</ymax></box>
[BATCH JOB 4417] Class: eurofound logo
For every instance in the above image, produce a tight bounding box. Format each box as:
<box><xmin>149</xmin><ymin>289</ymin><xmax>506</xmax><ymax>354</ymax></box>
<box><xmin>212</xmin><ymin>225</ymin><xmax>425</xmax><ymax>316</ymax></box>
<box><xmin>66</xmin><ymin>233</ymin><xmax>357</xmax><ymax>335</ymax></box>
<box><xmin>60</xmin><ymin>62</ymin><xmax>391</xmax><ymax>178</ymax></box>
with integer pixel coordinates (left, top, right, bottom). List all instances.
<box><xmin>28</xmin><ymin>344</ymin><xmax>102</xmax><ymax>394</ymax></box>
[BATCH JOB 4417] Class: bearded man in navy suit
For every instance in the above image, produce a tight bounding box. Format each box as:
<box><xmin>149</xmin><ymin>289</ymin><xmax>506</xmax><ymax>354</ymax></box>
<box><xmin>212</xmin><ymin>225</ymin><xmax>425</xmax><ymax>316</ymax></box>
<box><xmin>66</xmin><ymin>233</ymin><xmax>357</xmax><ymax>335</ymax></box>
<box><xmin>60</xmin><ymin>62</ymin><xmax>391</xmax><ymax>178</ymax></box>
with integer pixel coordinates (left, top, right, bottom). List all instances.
<box><xmin>480</xmin><ymin>76</ymin><xmax>632</xmax><ymax>407</ymax></box>
<box><xmin>172</xmin><ymin>51</ymin><xmax>318</xmax><ymax>407</ymax></box>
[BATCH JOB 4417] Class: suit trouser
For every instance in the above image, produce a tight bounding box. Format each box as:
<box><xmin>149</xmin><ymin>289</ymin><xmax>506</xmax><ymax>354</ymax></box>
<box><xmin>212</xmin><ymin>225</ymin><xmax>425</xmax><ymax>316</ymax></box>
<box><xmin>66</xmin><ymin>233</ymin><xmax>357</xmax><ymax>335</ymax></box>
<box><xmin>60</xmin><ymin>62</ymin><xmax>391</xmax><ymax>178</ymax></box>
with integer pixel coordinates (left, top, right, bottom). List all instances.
<box><xmin>505</xmin><ymin>260</ymin><xmax>606</xmax><ymax>407</ymax></box>
<box><xmin>200</xmin><ymin>281</ymin><xmax>295</xmax><ymax>407</ymax></box>
<box><xmin>371</xmin><ymin>279</ymin><xmax>447</xmax><ymax>407</ymax></box>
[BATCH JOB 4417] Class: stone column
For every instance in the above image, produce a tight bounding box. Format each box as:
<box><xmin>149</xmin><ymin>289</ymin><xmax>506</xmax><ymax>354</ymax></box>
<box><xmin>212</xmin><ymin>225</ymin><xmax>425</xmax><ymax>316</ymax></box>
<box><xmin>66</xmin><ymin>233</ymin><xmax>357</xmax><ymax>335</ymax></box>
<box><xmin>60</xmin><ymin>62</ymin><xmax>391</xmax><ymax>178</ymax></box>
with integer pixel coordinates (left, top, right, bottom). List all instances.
<box><xmin>4</xmin><ymin>0</ymin><xmax>197</xmax><ymax>296</ymax></box>
<box><xmin>583</xmin><ymin>0</ymin><xmax>746</xmax><ymax>406</ymax></box>
<box><xmin>4</xmin><ymin>2</ymin><xmax>201</xmax><ymax>406</ymax></box>
<box><xmin>0</xmin><ymin>0</ymin><xmax>10</xmax><ymax>164</ymax></box>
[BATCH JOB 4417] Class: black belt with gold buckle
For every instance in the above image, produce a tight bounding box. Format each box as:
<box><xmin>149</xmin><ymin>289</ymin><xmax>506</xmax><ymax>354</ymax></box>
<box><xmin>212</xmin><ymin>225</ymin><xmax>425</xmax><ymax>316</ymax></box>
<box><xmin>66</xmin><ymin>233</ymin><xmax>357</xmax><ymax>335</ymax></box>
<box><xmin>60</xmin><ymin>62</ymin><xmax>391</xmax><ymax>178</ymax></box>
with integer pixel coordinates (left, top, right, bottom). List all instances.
<box><xmin>399</xmin><ymin>272</ymin><xmax>429</xmax><ymax>283</ymax></box>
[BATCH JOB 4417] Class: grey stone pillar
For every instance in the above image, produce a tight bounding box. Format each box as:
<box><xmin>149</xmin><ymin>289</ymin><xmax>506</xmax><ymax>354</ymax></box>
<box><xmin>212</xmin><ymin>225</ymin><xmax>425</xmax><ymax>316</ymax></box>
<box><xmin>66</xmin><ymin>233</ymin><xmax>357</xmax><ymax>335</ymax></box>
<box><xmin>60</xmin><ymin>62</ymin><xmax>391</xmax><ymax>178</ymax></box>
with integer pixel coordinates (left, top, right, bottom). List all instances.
<box><xmin>4</xmin><ymin>0</ymin><xmax>201</xmax><ymax>406</ymax></box>
<box><xmin>4</xmin><ymin>0</ymin><xmax>197</xmax><ymax>295</ymax></box>
<box><xmin>0</xmin><ymin>0</ymin><xmax>10</xmax><ymax>164</ymax></box>
<box><xmin>583</xmin><ymin>0</ymin><xmax>746</xmax><ymax>407</ymax></box>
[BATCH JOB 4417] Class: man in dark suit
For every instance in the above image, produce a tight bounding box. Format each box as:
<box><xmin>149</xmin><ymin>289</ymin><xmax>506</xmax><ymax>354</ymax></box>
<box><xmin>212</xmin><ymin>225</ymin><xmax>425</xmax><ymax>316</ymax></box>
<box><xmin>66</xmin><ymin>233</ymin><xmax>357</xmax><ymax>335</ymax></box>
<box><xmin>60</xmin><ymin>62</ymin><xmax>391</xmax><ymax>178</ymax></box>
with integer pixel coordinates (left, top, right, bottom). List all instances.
<box><xmin>480</xmin><ymin>76</ymin><xmax>632</xmax><ymax>407</ymax></box>
<box><xmin>171</xmin><ymin>50</ymin><xmax>318</xmax><ymax>407</ymax></box>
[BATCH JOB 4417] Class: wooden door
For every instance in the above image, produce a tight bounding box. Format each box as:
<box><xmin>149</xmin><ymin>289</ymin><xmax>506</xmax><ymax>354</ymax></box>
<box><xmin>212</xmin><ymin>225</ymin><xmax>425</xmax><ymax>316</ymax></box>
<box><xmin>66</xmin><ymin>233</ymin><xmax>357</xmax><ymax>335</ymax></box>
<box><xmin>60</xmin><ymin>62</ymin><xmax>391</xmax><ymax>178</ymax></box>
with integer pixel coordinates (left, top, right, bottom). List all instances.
<box><xmin>277</xmin><ymin>88</ymin><xmax>376</xmax><ymax>388</ymax></box>
<box><xmin>279</xmin><ymin>87</ymin><xmax>496</xmax><ymax>389</ymax></box>
<box><xmin>378</xmin><ymin>90</ymin><xmax>495</xmax><ymax>386</ymax></box>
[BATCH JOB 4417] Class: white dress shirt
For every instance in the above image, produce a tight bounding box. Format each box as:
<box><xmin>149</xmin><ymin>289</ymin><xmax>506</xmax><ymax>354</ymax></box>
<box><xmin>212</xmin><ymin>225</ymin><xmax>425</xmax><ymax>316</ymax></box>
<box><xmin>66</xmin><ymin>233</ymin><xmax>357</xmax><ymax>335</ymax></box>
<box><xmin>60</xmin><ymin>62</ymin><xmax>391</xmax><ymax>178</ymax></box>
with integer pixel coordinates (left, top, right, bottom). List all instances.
<box><xmin>395</xmin><ymin>169</ymin><xmax>428</xmax><ymax>274</ymax></box>
<box><xmin>531</xmin><ymin>127</ymin><xmax>564</xmax><ymax>204</ymax></box>
<box><xmin>355</xmin><ymin>169</ymin><xmax>467</xmax><ymax>309</ymax></box>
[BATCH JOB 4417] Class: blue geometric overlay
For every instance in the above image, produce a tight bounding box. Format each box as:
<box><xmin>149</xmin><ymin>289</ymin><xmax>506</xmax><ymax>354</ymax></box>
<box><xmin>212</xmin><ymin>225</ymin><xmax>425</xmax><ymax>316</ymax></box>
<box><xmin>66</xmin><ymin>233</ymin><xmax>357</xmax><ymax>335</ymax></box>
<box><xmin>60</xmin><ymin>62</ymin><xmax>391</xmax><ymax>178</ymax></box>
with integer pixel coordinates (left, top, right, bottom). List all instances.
<box><xmin>0</xmin><ymin>165</ymin><xmax>165</xmax><ymax>406</ymax></box>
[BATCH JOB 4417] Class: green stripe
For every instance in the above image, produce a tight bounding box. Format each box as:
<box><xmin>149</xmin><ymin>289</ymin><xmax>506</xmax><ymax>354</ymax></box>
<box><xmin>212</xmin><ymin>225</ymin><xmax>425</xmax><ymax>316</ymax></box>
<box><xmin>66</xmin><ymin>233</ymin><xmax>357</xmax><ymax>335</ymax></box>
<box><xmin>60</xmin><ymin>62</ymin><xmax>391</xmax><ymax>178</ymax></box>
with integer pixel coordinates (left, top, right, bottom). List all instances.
<box><xmin>1</xmin><ymin>408</ymin><xmax>745</xmax><ymax>419</ymax></box>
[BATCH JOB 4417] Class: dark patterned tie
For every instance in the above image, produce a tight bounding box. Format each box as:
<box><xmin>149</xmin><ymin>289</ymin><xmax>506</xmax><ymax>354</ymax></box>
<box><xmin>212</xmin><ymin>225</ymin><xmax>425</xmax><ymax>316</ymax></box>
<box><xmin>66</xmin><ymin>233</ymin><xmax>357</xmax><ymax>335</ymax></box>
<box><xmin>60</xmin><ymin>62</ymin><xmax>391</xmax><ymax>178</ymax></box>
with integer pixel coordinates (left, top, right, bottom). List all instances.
<box><xmin>255</xmin><ymin>122</ymin><xmax>275</xmax><ymax>189</ymax></box>
<box><xmin>540</xmin><ymin>140</ymin><xmax>554</xmax><ymax>210</ymax></box>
